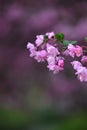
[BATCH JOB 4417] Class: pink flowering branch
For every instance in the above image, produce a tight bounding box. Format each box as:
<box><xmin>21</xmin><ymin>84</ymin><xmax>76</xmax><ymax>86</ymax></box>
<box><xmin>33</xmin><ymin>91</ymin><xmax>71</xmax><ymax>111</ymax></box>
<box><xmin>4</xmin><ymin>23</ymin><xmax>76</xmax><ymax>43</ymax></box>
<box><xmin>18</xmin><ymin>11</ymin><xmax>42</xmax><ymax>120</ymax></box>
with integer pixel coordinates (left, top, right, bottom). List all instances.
<box><xmin>27</xmin><ymin>32</ymin><xmax>87</xmax><ymax>82</ymax></box>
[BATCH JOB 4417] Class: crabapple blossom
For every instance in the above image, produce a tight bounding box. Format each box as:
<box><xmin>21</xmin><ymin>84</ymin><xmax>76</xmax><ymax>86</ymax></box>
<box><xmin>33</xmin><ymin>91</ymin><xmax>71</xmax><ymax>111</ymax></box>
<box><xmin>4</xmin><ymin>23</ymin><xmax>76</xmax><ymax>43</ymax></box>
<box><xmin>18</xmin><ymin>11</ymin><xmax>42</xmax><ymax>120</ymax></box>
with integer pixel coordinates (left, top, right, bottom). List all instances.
<box><xmin>47</xmin><ymin>56</ymin><xmax>55</xmax><ymax>65</ymax></box>
<box><xmin>75</xmin><ymin>45</ymin><xmax>83</xmax><ymax>57</ymax></box>
<box><xmin>76</xmin><ymin>67</ymin><xmax>87</xmax><ymax>82</ymax></box>
<box><xmin>81</xmin><ymin>56</ymin><xmax>87</xmax><ymax>64</ymax></box>
<box><xmin>27</xmin><ymin>42</ymin><xmax>36</xmax><ymax>57</ymax></box>
<box><xmin>34</xmin><ymin>50</ymin><xmax>47</xmax><ymax>62</ymax></box>
<box><xmin>67</xmin><ymin>44</ymin><xmax>76</xmax><ymax>57</ymax></box>
<box><xmin>46</xmin><ymin>43</ymin><xmax>60</xmax><ymax>57</ymax></box>
<box><xmin>27</xmin><ymin>42</ymin><xmax>35</xmax><ymax>50</ymax></box>
<box><xmin>63</xmin><ymin>44</ymin><xmax>75</xmax><ymax>57</ymax></box>
<box><xmin>71</xmin><ymin>61</ymin><xmax>82</xmax><ymax>70</ymax></box>
<box><xmin>47</xmin><ymin>62</ymin><xmax>64</xmax><ymax>74</ymax></box>
<box><xmin>58</xmin><ymin>59</ymin><xmax>64</xmax><ymax>68</ymax></box>
<box><xmin>64</xmin><ymin>44</ymin><xmax>83</xmax><ymax>58</ymax></box>
<box><xmin>27</xmin><ymin>32</ymin><xmax>87</xmax><ymax>82</ymax></box>
<box><xmin>71</xmin><ymin>60</ymin><xmax>87</xmax><ymax>82</ymax></box>
<box><xmin>35</xmin><ymin>35</ymin><xmax>44</xmax><ymax>47</ymax></box>
<box><xmin>47</xmin><ymin>56</ymin><xmax>64</xmax><ymax>74</ymax></box>
<box><xmin>46</xmin><ymin>32</ymin><xmax>55</xmax><ymax>39</ymax></box>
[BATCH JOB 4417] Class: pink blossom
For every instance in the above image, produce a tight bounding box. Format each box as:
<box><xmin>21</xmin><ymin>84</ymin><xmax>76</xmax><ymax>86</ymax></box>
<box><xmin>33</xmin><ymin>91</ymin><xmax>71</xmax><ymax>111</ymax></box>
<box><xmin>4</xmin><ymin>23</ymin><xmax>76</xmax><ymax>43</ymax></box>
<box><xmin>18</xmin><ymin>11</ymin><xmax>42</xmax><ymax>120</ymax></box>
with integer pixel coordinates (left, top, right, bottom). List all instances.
<box><xmin>47</xmin><ymin>56</ymin><xmax>64</xmax><ymax>74</ymax></box>
<box><xmin>46</xmin><ymin>32</ymin><xmax>55</xmax><ymax>39</ymax></box>
<box><xmin>71</xmin><ymin>61</ymin><xmax>82</xmax><ymax>70</ymax></box>
<box><xmin>27</xmin><ymin>42</ymin><xmax>35</xmax><ymax>49</ymax></box>
<box><xmin>35</xmin><ymin>35</ymin><xmax>44</xmax><ymax>47</ymax></box>
<box><xmin>64</xmin><ymin>44</ymin><xmax>83</xmax><ymax>58</ymax></box>
<box><xmin>27</xmin><ymin>42</ymin><xmax>36</xmax><ymax>57</ymax></box>
<box><xmin>53</xmin><ymin>65</ymin><xmax>62</xmax><ymax>74</ymax></box>
<box><xmin>47</xmin><ymin>56</ymin><xmax>56</xmax><ymax>71</ymax></box>
<box><xmin>63</xmin><ymin>44</ymin><xmax>75</xmax><ymax>57</ymax></box>
<box><xmin>67</xmin><ymin>44</ymin><xmax>76</xmax><ymax>57</ymax></box>
<box><xmin>71</xmin><ymin>60</ymin><xmax>87</xmax><ymax>82</ymax></box>
<box><xmin>47</xmin><ymin>64</ymin><xmax>56</xmax><ymax>71</ymax></box>
<box><xmin>27</xmin><ymin>32</ymin><xmax>87</xmax><ymax>82</ymax></box>
<box><xmin>46</xmin><ymin>43</ymin><xmax>60</xmax><ymax>57</ymax></box>
<box><xmin>34</xmin><ymin>50</ymin><xmax>47</xmax><ymax>62</ymax></box>
<box><xmin>47</xmin><ymin>56</ymin><xmax>55</xmax><ymax>65</ymax></box>
<box><xmin>76</xmin><ymin>67</ymin><xmax>87</xmax><ymax>82</ymax></box>
<box><xmin>47</xmin><ymin>64</ymin><xmax>63</xmax><ymax>74</ymax></box>
<box><xmin>58</xmin><ymin>59</ymin><xmax>64</xmax><ymax>68</ymax></box>
<box><xmin>75</xmin><ymin>45</ymin><xmax>83</xmax><ymax>57</ymax></box>
<box><xmin>81</xmin><ymin>56</ymin><xmax>87</xmax><ymax>64</ymax></box>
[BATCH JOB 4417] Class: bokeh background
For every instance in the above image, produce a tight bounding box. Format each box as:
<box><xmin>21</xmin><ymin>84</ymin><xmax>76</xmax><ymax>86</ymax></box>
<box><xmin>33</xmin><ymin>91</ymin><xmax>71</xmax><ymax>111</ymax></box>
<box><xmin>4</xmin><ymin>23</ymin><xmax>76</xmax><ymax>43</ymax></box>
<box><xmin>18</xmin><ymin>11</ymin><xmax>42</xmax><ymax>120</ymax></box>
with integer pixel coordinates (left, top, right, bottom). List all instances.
<box><xmin>0</xmin><ymin>0</ymin><xmax>87</xmax><ymax>130</ymax></box>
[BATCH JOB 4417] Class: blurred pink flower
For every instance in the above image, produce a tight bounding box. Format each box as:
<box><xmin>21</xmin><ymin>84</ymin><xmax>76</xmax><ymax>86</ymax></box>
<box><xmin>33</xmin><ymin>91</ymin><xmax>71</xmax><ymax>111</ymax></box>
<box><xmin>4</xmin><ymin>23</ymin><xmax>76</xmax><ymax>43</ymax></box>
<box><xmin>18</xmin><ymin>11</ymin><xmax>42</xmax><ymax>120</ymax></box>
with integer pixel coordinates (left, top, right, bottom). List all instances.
<box><xmin>67</xmin><ymin>44</ymin><xmax>76</xmax><ymax>57</ymax></box>
<box><xmin>34</xmin><ymin>50</ymin><xmax>47</xmax><ymax>62</ymax></box>
<box><xmin>81</xmin><ymin>56</ymin><xmax>87</xmax><ymax>64</ymax></box>
<box><xmin>27</xmin><ymin>42</ymin><xmax>36</xmax><ymax>57</ymax></box>
<box><xmin>35</xmin><ymin>35</ymin><xmax>44</xmax><ymax>47</ymax></box>
<box><xmin>64</xmin><ymin>44</ymin><xmax>83</xmax><ymax>58</ymax></box>
<box><xmin>47</xmin><ymin>56</ymin><xmax>55</xmax><ymax>65</ymax></box>
<box><xmin>71</xmin><ymin>61</ymin><xmax>82</xmax><ymax>70</ymax></box>
<box><xmin>46</xmin><ymin>32</ymin><xmax>55</xmax><ymax>39</ymax></box>
<box><xmin>47</xmin><ymin>64</ymin><xmax>63</xmax><ymax>74</ymax></box>
<box><xmin>46</xmin><ymin>43</ymin><xmax>60</xmax><ymax>57</ymax></box>
<box><xmin>71</xmin><ymin>60</ymin><xmax>87</xmax><ymax>82</ymax></box>
<box><xmin>58</xmin><ymin>59</ymin><xmax>64</xmax><ymax>68</ymax></box>
<box><xmin>76</xmin><ymin>67</ymin><xmax>87</xmax><ymax>82</ymax></box>
<box><xmin>75</xmin><ymin>45</ymin><xmax>83</xmax><ymax>57</ymax></box>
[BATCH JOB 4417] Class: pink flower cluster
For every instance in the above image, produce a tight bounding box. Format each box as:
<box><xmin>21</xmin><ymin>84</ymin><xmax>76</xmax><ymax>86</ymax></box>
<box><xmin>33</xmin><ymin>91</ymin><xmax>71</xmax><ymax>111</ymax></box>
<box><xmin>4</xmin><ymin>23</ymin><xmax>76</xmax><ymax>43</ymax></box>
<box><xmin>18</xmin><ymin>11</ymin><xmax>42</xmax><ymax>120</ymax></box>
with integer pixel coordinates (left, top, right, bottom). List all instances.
<box><xmin>27</xmin><ymin>32</ymin><xmax>87</xmax><ymax>82</ymax></box>
<box><xmin>27</xmin><ymin>32</ymin><xmax>64</xmax><ymax>74</ymax></box>
<box><xmin>71</xmin><ymin>60</ymin><xmax>87</xmax><ymax>82</ymax></box>
<box><xmin>63</xmin><ymin>44</ymin><xmax>83</xmax><ymax>57</ymax></box>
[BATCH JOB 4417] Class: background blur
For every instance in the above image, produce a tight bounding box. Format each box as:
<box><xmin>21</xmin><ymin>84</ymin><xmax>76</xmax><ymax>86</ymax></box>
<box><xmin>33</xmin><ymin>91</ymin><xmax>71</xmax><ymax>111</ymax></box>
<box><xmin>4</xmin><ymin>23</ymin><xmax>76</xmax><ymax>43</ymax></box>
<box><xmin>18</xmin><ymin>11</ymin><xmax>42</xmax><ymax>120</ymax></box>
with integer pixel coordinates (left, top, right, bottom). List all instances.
<box><xmin>0</xmin><ymin>0</ymin><xmax>87</xmax><ymax>130</ymax></box>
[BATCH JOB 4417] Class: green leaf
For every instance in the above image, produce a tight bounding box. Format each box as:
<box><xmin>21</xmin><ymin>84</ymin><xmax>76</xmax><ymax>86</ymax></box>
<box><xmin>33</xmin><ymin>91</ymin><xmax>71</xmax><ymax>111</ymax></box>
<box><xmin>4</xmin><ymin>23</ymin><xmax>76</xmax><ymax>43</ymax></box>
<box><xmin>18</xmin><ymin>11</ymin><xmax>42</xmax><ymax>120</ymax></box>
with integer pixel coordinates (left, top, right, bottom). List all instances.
<box><xmin>63</xmin><ymin>40</ymin><xmax>77</xmax><ymax>45</ymax></box>
<box><xmin>63</xmin><ymin>40</ymin><xmax>70</xmax><ymax>45</ymax></box>
<box><xmin>55</xmin><ymin>33</ymin><xmax>64</xmax><ymax>42</ymax></box>
<box><xmin>70</xmin><ymin>41</ymin><xmax>77</xmax><ymax>44</ymax></box>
